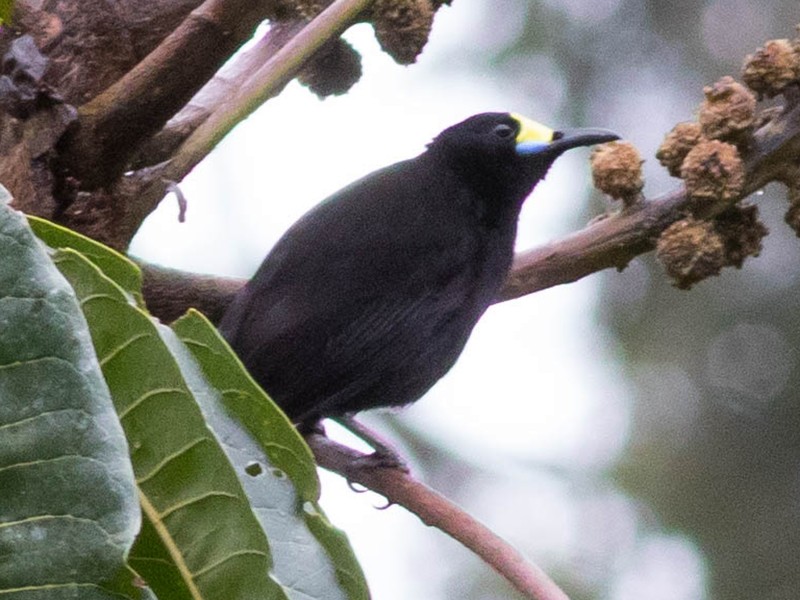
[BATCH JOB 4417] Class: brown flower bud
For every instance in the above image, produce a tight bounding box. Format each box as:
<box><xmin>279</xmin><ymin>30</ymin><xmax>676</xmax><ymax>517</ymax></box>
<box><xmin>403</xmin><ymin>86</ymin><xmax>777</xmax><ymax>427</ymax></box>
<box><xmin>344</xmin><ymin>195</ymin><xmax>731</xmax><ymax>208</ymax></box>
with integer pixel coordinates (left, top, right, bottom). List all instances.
<box><xmin>680</xmin><ymin>140</ymin><xmax>745</xmax><ymax>206</ymax></box>
<box><xmin>371</xmin><ymin>0</ymin><xmax>434</xmax><ymax>65</ymax></box>
<box><xmin>713</xmin><ymin>203</ymin><xmax>768</xmax><ymax>268</ymax></box>
<box><xmin>297</xmin><ymin>39</ymin><xmax>363</xmax><ymax>98</ymax></box>
<box><xmin>656</xmin><ymin>217</ymin><xmax>726</xmax><ymax>289</ymax></box>
<box><xmin>785</xmin><ymin>185</ymin><xmax>800</xmax><ymax>237</ymax></box>
<box><xmin>590</xmin><ymin>141</ymin><xmax>644</xmax><ymax>205</ymax></box>
<box><xmin>656</xmin><ymin>122</ymin><xmax>703</xmax><ymax>177</ymax></box>
<box><xmin>698</xmin><ymin>76</ymin><xmax>756</xmax><ymax>142</ymax></box>
<box><xmin>742</xmin><ymin>39</ymin><xmax>800</xmax><ymax>98</ymax></box>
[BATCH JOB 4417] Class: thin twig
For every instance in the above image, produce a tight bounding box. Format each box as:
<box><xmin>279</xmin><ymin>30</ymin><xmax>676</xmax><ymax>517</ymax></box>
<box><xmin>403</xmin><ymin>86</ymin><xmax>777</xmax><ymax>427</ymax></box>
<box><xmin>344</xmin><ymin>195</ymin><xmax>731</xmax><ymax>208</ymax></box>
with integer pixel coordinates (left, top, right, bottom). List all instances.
<box><xmin>306</xmin><ymin>433</ymin><xmax>572</xmax><ymax>600</ymax></box>
<box><xmin>118</xmin><ymin>0</ymin><xmax>373</xmax><ymax>250</ymax></box>
<box><xmin>164</xmin><ymin>181</ymin><xmax>188</xmax><ymax>222</ymax></box>
<box><xmin>109</xmin><ymin>3</ymin><xmax>371</xmax><ymax>250</ymax></box>
<box><xmin>57</xmin><ymin>0</ymin><xmax>277</xmax><ymax>188</ymax></box>
<box><xmin>164</xmin><ymin>0</ymin><xmax>375</xmax><ymax>182</ymax></box>
<box><xmin>129</xmin><ymin>21</ymin><xmax>307</xmax><ymax>170</ymax></box>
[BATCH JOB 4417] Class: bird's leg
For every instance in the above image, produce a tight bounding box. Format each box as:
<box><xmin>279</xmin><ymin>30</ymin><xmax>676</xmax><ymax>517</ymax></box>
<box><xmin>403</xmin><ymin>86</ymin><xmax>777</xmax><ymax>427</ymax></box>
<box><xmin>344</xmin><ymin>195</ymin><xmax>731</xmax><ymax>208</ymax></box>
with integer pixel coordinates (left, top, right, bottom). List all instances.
<box><xmin>333</xmin><ymin>415</ymin><xmax>409</xmax><ymax>472</ymax></box>
<box><xmin>296</xmin><ymin>419</ymin><xmax>326</xmax><ymax>436</ymax></box>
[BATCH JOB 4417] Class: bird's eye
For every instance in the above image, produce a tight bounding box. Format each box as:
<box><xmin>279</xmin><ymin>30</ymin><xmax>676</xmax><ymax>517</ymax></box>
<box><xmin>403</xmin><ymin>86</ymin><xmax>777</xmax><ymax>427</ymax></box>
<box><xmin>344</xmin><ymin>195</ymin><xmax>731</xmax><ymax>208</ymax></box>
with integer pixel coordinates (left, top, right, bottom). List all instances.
<box><xmin>492</xmin><ymin>124</ymin><xmax>515</xmax><ymax>139</ymax></box>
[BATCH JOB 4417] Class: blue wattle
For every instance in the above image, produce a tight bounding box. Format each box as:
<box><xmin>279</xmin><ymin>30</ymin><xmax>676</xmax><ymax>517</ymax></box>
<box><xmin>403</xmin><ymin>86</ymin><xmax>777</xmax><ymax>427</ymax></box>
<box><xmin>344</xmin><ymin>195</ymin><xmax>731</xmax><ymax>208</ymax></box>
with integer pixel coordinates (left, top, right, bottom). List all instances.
<box><xmin>516</xmin><ymin>141</ymin><xmax>549</xmax><ymax>155</ymax></box>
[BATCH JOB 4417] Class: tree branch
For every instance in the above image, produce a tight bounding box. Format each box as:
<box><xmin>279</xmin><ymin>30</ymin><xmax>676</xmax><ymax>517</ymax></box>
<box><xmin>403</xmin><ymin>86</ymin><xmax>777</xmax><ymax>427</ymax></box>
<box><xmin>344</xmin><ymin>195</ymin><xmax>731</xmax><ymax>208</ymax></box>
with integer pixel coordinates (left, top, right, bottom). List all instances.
<box><xmin>129</xmin><ymin>21</ymin><xmax>307</xmax><ymax>170</ymax></box>
<box><xmin>141</xmin><ymin>261</ymin><xmax>244</xmax><ymax>324</ymax></box>
<box><xmin>499</xmin><ymin>95</ymin><xmax>800</xmax><ymax>301</ymax></box>
<box><xmin>139</xmin><ymin>92</ymin><xmax>800</xmax><ymax>323</ymax></box>
<box><xmin>64</xmin><ymin>0</ymin><xmax>373</xmax><ymax>252</ymax></box>
<box><xmin>11</xmin><ymin>0</ymin><xmax>205</xmax><ymax>105</ymax></box>
<box><xmin>57</xmin><ymin>0</ymin><xmax>279</xmax><ymax>189</ymax></box>
<box><xmin>161</xmin><ymin>0</ymin><xmax>375</xmax><ymax>183</ymax></box>
<box><xmin>306</xmin><ymin>433</ymin><xmax>571</xmax><ymax>600</ymax></box>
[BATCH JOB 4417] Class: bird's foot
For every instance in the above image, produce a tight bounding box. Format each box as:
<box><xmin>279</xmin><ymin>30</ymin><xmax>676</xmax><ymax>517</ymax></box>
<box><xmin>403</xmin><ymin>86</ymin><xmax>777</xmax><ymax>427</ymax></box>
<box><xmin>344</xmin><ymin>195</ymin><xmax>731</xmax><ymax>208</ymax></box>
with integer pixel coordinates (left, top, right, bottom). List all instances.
<box><xmin>334</xmin><ymin>415</ymin><xmax>410</xmax><ymax>472</ymax></box>
<box><xmin>345</xmin><ymin>449</ymin><xmax>407</xmax><ymax>504</ymax></box>
<box><xmin>352</xmin><ymin>448</ymin><xmax>409</xmax><ymax>472</ymax></box>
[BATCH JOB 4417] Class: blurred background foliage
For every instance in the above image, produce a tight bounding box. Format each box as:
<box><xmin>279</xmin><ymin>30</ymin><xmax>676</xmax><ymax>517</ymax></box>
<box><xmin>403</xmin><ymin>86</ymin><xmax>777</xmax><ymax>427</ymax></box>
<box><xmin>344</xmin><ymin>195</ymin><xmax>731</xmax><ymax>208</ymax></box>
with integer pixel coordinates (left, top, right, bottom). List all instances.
<box><xmin>403</xmin><ymin>1</ymin><xmax>800</xmax><ymax>598</ymax></box>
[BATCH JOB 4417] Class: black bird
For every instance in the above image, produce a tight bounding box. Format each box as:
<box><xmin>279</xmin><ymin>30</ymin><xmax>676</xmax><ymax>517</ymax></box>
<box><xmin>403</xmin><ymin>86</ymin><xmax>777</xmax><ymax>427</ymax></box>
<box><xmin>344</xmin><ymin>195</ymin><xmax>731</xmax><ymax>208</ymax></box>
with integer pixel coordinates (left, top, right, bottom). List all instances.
<box><xmin>220</xmin><ymin>112</ymin><xmax>618</xmax><ymax>429</ymax></box>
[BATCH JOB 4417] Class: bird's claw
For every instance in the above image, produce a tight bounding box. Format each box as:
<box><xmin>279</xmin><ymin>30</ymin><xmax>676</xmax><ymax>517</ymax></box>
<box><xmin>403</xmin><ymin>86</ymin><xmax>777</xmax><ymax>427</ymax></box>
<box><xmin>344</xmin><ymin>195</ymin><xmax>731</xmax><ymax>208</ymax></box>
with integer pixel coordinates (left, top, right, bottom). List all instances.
<box><xmin>351</xmin><ymin>449</ymin><xmax>410</xmax><ymax>472</ymax></box>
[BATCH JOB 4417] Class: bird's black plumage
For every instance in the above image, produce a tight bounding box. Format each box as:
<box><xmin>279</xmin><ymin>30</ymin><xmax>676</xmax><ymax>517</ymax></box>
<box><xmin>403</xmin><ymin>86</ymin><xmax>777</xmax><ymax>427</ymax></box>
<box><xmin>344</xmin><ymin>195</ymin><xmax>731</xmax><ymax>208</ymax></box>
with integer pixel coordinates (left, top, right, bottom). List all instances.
<box><xmin>220</xmin><ymin>113</ymin><xmax>618</xmax><ymax>425</ymax></box>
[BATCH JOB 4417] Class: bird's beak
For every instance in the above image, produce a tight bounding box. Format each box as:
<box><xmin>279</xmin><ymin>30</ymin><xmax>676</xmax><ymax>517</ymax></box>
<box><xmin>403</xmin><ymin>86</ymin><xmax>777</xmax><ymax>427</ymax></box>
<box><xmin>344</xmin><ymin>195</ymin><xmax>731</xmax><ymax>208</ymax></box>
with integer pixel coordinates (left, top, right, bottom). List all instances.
<box><xmin>547</xmin><ymin>127</ymin><xmax>621</xmax><ymax>154</ymax></box>
<box><xmin>512</xmin><ymin>113</ymin><xmax>620</xmax><ymax>156</ymax></box>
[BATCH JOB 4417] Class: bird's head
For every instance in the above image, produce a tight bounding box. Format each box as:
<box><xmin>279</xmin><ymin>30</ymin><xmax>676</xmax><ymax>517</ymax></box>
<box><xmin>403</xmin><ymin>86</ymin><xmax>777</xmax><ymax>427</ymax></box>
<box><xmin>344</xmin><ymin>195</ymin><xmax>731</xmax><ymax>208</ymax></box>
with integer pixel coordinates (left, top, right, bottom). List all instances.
<box><xmin>428</xmin><ymin>112</ymin><xmax>620</xmax><ymax>201</ymax></box>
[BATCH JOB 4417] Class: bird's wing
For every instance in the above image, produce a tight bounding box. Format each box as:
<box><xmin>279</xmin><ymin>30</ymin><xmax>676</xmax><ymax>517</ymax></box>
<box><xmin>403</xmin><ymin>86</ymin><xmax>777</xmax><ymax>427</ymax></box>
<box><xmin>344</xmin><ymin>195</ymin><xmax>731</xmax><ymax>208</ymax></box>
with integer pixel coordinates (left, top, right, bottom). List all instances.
<box><xmin>220</xmin><ymin>160</ymin><xmax>488</xmax><ymax>419</ymax></box>
<box><xmin>231</xmin><ymin>263</ymin><xmax>474</xmax><ymax>421</ymax></box>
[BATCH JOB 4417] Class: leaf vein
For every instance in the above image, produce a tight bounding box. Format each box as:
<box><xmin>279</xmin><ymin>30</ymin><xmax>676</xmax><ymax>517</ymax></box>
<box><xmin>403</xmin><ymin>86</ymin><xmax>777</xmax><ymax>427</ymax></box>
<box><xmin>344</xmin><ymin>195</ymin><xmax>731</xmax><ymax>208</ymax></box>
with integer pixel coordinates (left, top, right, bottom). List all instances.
<box><xmin>159</xmin><ymin>490</ymin><xmax>240</xmax><ymax>520</ymax></box>
<box><xmin>0</xmin><ymin>407</ymin><xmax>91</xmax><ymax>432</ymax></box>
<box><xmin>0</xmin><ymin>513</ymin><xmax>115</xmax><ymax>540</ymax></box>
<box><xmin>0</xmin><ymin>355</ymin><xmax>75</xmax><ymax>372</ymax></box>
<box><xmin>191</xmin><ymin>549</ymin><xmax>270</xmax><ymax>580</ymax></box>
<box><xmin>99</xmin><ymin>332</ymin><xmax>153</xmax><ymax>367</ymax></box>
<box><xmin>0</xmin><ymin>453</ymin><xmax>110</xmax><ymax>475</ymax></box>
<box><xmin>135</xmin><ymin>437</ymin><xmax>212</xmax><ymax>485</ymax></box>
<box><xmin>78</xmin><ymin>292</ymin><xmax>120</xmax><ymax>306</ymax></box>
<box><xmin>118</xmin><ymin>387</ymin><xmax>187</xmax><ymax>420</ymax></box>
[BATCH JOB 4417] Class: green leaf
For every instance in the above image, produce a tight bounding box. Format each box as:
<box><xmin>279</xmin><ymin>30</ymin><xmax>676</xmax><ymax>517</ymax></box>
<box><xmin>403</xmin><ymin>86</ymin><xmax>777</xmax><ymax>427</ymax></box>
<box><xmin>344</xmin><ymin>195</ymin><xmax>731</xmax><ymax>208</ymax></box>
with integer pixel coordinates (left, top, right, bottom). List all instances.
<box><xmin>0</xmin><ymin>197</ymin><xmax>143</xmax><ymax>598</ymax></box>
<box><xmin>27</xmin><ymin>215</ymin><xmax>143</xmax><ymax>303</ymax></box>
<box><xmin>172</xmin><ymin>311</ymin><xmax>370</xmax><ymax>600</ymax></box>
<box><xmin>51</xmin><ymin>248</ymin><xmax>287</xmax><ymax>600</ymax></box>
<box><xmin>0</xmin><ymin>1</ymin><xmax>13</xmax><ymax>25</ymax></box>
<box><xmin>25</xmin><ymin>204</ymin><xmax>369</xmax><ymax>599</ymax></box>
<box><xmin>171</xmin><ymin>311</ymin><xmax>318</xmax><ymax>499</ymax></box>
